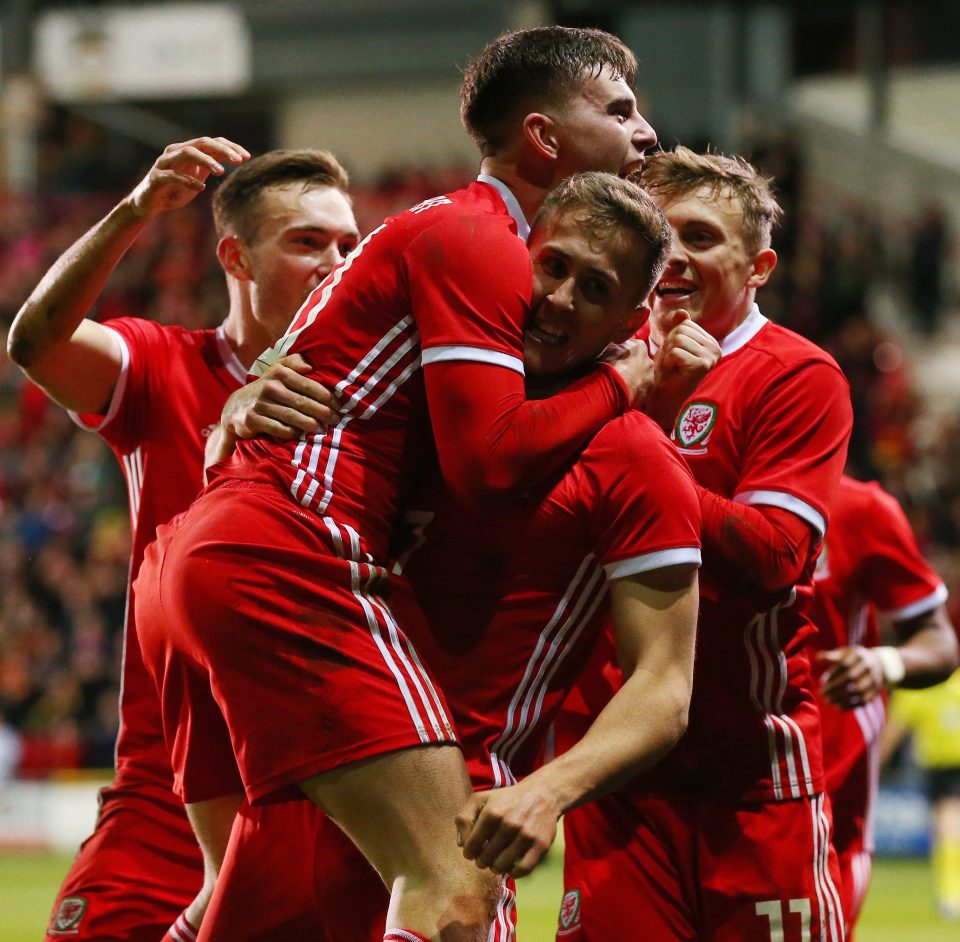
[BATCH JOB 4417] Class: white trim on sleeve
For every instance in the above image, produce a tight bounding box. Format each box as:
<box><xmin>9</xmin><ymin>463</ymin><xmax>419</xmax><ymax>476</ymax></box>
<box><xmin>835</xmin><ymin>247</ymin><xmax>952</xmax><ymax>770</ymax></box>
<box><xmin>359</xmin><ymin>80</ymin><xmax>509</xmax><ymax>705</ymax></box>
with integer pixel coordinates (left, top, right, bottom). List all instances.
<box><xmin>734</xmin><ymin>489</ymin><xmax>827</xmax><ymax>537</ymax></box>
<box><xmin>881</xmin><ymin>583</ymin><xmax>948</xmax><ymax>622</ymax></box>
<box><xmin>604</xmin><ymin>546</ymin><xmax>702</xmax><ymax>580</ymax></box>
<box><xmin>68</xmin><ymin>325</ymin><xmax>130</xmax><ymax>432</ymax></box>
<box><xmin>421</xmin><ymin>345</ymin><xmax>525</xmax><ymax>375</ymax></box>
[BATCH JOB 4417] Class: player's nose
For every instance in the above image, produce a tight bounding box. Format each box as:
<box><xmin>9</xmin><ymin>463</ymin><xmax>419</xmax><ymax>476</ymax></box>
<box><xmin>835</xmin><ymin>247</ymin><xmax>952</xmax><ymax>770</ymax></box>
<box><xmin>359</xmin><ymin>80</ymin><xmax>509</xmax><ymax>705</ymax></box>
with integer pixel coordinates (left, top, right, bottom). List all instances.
<box><xmin>548</xmin><ymin>277</ymin><xmax>576</xmax><ymax>313</ymax></box>
<box><xmin>631</xmin><ymin>113</ymin><xmax>657</xmax><ymax>156</ymax></box>
<box><xmin>318</xmin><ymin>244</ymin><xmax>345</xmax><ymax>278</ymax></box>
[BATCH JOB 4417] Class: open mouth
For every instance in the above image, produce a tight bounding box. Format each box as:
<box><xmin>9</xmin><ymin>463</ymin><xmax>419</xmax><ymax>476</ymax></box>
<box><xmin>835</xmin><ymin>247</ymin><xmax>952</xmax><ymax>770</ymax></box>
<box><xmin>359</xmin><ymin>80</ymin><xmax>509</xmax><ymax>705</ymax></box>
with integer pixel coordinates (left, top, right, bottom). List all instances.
<box><xmin>525</xmin><ymin>322</ymin><xmax>567</xmax><ymax>346</ymax></box>
<box><xmin>655</xmin><ymin>281</ymin><xmax>696</xmax><ymax>300</ymax></box>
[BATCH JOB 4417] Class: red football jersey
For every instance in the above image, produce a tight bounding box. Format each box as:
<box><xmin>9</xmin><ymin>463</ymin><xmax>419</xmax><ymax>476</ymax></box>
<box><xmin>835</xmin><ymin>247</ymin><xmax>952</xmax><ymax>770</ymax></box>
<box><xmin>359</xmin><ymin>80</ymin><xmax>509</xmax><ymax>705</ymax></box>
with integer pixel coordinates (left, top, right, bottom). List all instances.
<box><xmin>72</xmin><ymin>319</ymin><xmax>245</xmax><ymax>799</ymax></box>
<box><xmin>568</xmin><ymin>306</ymin><xmax>852</xmax><ymax>802</ymax></box>
<box><xmin>653</xmin><ymin>305</ymin><xmax>852</xmax><ymax>801</ymax></box>
<box><xmin>392</xmin><ymin>410</ymin><xmax>702</xmax><ymax>791</ymax></box>
<box><xmin>810</xmin><ymin>475</ymin><xmax>946</xmax><ymax>854</ymax></box>
<box><xmin>214</xmin><ymin>178</ymin><xmax>531</xmax><ymax>563</ymax></box>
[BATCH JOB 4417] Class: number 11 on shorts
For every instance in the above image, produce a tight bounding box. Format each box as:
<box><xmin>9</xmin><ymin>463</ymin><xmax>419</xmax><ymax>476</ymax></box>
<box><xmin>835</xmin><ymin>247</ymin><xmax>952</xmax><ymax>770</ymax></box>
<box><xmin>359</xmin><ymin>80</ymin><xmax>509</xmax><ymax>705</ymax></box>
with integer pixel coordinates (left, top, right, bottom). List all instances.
<box><xmin>755</xmin><ymin>898</ymin><xmax>812</xmax><ymax>942</ymax></box>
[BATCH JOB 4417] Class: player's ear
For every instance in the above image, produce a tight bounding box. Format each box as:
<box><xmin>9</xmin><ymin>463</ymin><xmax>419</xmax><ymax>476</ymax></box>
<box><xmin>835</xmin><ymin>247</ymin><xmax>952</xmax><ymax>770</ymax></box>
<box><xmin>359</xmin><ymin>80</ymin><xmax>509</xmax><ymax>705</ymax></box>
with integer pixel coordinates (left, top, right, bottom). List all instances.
<box><xmin>217</xmin><ymin>235</ymin><xmax>253</xmax><ymax>282</ymax></box>
<box><xmin>614</xmin><ymin>303</ymin><xmax>650</xmax><ymax>342</ymax></box>
<box><xmin>747</xmin><ymin>248</ymin><xmax>777</xmax><ymax>289</ymax></box>
<box><xmin>522</xmin><ymin>113</ymin><xmax>561</xmax><ymax>161</ymax></box>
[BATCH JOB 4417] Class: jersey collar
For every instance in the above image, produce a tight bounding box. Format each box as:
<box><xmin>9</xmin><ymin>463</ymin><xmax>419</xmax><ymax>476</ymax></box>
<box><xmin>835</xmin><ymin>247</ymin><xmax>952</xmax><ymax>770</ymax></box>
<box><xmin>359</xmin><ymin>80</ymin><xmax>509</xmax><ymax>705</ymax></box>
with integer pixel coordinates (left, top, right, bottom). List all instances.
<box><xmin>477</xmin><ymin>173</ymin><xmax>531</xmax><ymax>243</ymax></box>
<box><xmin>215</xmin><ymin>324</ymin><xmax>249</xmax><ymax>384</ymax></box>
<box><xmin>719</xmin><ymin>303</ymin><xmax>767</xmax><ymax>357</ymax></box>
<box><xmin>644</xmin><ymin>304</ymin><xmax>767</xmax><ymax>359</ymax></box>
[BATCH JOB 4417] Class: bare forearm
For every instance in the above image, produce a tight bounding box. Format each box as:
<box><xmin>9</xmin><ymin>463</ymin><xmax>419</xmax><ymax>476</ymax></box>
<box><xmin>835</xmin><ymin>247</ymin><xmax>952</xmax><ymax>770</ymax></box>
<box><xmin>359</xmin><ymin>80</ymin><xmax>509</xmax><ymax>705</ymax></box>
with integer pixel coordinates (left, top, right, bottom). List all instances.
<box><xmin>896</xmin><ymin>607</ymin><xmax>959</xmax><ymax>689</ymax></box>
<box><xmin>8</xmin><ymin>198</ymin><xmax>147</xmax><ymax>370</ymax></box>
<box><xmin>521</xmin><ymin>666</ymin><xmax>690</xmax><ymax>813</ymax></box>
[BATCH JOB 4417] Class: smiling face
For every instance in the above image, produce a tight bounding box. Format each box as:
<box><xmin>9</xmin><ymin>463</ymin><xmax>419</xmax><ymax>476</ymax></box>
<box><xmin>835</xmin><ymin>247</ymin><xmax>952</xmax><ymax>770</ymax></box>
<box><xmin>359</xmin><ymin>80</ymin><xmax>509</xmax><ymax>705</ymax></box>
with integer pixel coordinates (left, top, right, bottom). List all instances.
<box><xmin>243</xmin><ymin>184</ymin><xmax>360</xmax><ymax>338</ymax></box>
<box><xmin>551</xmin><ymin>66</ymin><xmax>658</xmax><ymax>179</ymax></box>
<box><xmin>524</xmin><ymin>209</ymin><xmax>649</xmax><ymax>377</ymax></box>
<box><xmin>651</xmin><ymin>185</ymin><xmax>776</xmax><ymax>345</ymax></box>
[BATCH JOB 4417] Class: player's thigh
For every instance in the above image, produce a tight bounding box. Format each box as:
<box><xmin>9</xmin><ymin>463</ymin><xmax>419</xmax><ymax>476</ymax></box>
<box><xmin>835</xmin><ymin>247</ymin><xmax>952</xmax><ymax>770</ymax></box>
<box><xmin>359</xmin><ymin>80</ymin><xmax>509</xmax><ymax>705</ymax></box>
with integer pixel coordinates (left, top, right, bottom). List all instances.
<box><xmin>698</xmin><ymin>793</ymin><xmax>845</xmax><ymax>942</ymax></box>
<box><xmin>300</xmin><ymin>743</ymin><xmax>473</xmax><ymax>876</ymax></box>
<box><xmin>560</xmin><ymin>793</ymin><xmax>698</xmax><ymax>942</ymax></box>
<box><xmin>45</xmin><ymin>793</ymin><xmax>202</xmax><ymax>942</ymax></box>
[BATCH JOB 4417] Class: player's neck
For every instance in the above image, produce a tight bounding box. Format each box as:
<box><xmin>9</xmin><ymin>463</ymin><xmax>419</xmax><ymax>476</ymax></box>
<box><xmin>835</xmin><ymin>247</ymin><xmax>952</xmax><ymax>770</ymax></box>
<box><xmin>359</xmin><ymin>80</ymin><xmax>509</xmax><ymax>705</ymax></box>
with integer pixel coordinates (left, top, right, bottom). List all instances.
<box><xmin>478</xmin><ymin>157</ymin><xmax>548</xmax><ymax>223</ymax></box>
<box><xmin>220</xmin><ymin>296</ymin><xmax>273</xmax><ymax>371</ymax></box>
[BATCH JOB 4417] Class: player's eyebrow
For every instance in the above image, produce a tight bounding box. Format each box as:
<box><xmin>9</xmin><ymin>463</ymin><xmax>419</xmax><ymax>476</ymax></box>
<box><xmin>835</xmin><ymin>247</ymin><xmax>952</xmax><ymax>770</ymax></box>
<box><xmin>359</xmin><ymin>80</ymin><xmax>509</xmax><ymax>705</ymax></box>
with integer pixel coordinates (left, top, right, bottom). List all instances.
<box><xmin>587</xmin><ymin>264</ymin><xmax>619</xmax><ymax>288</ymax></box>
<box><xmin>607</xmin><ymin>94</ymin><xmax>635</xmax><ymax>112</ymax></box>
<box><xmin>540</xmin><ymin>245</ymin><xmax>619</xmax><ymax>286</ymax></box>
<box><xmin>288</xmin><ymin>224</ymin><xmax>361</xmax><ymax>240</ymax></box>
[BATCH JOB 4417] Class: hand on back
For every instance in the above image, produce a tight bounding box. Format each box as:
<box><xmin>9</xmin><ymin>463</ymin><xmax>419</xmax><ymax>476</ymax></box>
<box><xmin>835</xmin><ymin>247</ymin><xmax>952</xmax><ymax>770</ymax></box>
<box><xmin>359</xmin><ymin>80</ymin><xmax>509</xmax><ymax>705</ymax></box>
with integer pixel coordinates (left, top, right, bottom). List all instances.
<box><xmin>205</xmin><ymin>354</ymin><xmax>342</xmax><ymax>479</ymax></box>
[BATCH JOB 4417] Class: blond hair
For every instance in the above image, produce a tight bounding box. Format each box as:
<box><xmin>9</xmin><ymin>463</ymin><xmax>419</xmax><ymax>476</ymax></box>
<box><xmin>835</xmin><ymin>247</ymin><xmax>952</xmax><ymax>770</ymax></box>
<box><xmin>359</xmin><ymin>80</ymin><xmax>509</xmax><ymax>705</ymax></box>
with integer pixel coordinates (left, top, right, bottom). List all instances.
<box><xmin>637</xmin><ymin>146</ymin><xmax>782</xmax><ymax>252</ymax></box>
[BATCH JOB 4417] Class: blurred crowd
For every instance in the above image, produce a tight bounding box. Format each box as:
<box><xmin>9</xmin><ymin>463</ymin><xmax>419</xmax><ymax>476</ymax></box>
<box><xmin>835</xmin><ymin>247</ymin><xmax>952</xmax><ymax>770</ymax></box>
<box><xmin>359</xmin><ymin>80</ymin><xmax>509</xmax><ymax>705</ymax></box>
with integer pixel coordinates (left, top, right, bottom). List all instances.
<box><xmin>0</xmin><ymin>122</ymin><xmax>957</xmax><ymax>774</ymax></box>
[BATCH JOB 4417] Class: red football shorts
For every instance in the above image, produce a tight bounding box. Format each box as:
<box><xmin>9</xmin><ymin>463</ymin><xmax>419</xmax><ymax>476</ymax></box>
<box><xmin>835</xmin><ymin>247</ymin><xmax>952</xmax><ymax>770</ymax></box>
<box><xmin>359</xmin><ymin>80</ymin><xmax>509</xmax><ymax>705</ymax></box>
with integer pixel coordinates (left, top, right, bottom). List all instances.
<box><xmin>134</xmin><ymin>481</ymin><xmax>457</xmax><ymax>804</ymax></box>
<box><xmin>561</xmin><ymin>790</ymin><xmax>845</xmax><ymax>942</ymax></box>
<box><xmin>44</xmin><ymin>787</ymin><xmax>202</xmax><ymax>942</ymax></box>
<box><xmin>198</xmin><ymin>799</ymin><xmax>518</xmax><ymax>942</ymax></box>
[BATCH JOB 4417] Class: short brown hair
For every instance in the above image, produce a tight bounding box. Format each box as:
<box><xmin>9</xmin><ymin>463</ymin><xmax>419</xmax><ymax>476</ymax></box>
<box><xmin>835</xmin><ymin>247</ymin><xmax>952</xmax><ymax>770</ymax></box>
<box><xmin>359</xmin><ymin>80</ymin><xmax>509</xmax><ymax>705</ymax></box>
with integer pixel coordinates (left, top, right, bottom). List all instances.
<box><xmin>637</xmin><ymin>146</ymin><xmax>783</xmax><ymax>252</ymax></box>
<box><xmin>212</xmin><ymin>149</ymin><xmax>350</xmax><ymax>244</ymax></box>
<box><xmin>460</xmin><ymin>27</ymin><xmax>637</xmax><ymax>155</ymax></box>
<box><xmin>534</xmin><ymin>171</ymin><xmax>672</xmax><ymax>302</ymax></box>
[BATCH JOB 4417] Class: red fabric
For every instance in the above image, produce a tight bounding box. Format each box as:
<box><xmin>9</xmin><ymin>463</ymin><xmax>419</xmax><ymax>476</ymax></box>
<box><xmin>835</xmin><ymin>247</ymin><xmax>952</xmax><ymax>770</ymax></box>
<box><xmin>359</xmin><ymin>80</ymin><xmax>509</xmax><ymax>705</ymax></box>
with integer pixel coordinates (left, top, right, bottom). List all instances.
<box><xmin>134</xmin><ymin>482</ymin><xmax>455</xmax><ymax>805</ymax></box>
<box><xmin>40</xmin><ymin>319</ymin><xmax>243</xmax><ymax>935</ymax></box>
<box><xmin>809</xmin><ymin>475</ymin><xmax>946</xmax><ymax>935</ymax></box>
<box><xmin>562</xmin><ymin>791</ymin><xmax>845</xmax><ymax>942</ymax></box>
<box><xmin>72</xmin><ymin>318</ymin><xmax>244</xmax><ymax>798</ymax></box>
<box><xmin>697</xmin><ymin>487</ymin><xmax>815</xmax><ymax>600</ymax></box>
<box><xmin>199</xmin><ymin>800</ymin><xmax>518</xmax><ymax>942</ymax></box>
<box><xmin>162</xmin><ymin>913</ymin><xmax>198</xmax><ymax>942</ymax></box>
<box><xmin>43</xmin><ymin>789</ymin><xmax>202</xmax><ymax>942</ymax></box>
<box><xmin>563</xmin><ymin>309</ymin><xmax>853</xmax><ymax>804</ymax></box>
<box><xmin>393</xmin><ymin>409</ymin><xmax>700</xmax><ymax>790</ymax></box>
<box><xmin>424</xmin><ymin>360</ymin><xmax>627</xmax><ymax>502</ymax></box>
<box><xmin>218</xmin><ymin>180</ymin><xmax>624</xmax><ymax>564</ymax></box>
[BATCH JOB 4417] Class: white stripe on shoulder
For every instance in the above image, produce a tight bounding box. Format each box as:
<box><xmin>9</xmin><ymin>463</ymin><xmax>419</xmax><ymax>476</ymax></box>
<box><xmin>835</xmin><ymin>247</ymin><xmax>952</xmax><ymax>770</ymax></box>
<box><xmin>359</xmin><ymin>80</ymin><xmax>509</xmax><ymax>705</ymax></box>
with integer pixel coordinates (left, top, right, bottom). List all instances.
<box><xmin>603</xmin><ymin>547</ymin><xmax>701</xmax><ymax>580</ymax></box>
<box><xmin>881</xmin><ymin>583</ymin><xmax>948</xmax><ymax>621</ymax></box>
<box><xmin>422</xmin><ymin>345</ymin><xmax>524</xmax><ymax>375</ymax></box>
<box><xmin>734</xmin><ymin>489</ymin><xmax>827</xmax><ymax>537</ymax></box>
<box><xmin>68</xmin><ymin>325</ymin><xmax>130</xmax><ymax>431</ymax></box>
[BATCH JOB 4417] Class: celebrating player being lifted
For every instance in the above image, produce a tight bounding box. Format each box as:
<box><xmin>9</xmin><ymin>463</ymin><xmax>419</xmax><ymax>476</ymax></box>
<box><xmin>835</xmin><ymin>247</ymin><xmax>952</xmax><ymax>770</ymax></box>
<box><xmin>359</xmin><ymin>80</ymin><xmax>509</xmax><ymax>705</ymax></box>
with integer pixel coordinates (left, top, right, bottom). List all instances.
<box><xmin>134</xmin><ymin>26</ymin><xmax>663</xmax><ymax>942</ymax></box>
<box><xmin>194</xmin><ymin>171</ymin><xmax>719</xmax><ymax>942</ymax></box>
<box><xmin>559</xmin><ymin>147</ymin><xmax>854</xmax><ymax>942</ymax></box>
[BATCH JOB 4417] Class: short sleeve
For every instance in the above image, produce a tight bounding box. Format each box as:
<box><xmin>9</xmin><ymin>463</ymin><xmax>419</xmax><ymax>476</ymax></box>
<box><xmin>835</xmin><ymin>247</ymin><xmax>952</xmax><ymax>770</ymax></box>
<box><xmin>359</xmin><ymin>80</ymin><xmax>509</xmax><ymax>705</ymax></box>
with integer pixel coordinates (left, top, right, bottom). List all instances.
<box><xmin>404</xmin><ymin>213</ymin><xmax>531</xmax><ymax>375</ymax></box>
<box><xmin>579</xmin><ymin>414</ymin><xmax>702</xmax><ymax>580</ymax></box>
<box><xmin>858</xmin><ymin>484</ymin><xmax>947</xmax><ymax>619</ymax></box>
<box><xmin>70</xmin><ymin>317</ymin><xmax>167</xmax><ymax>453</ymax></box>
<box><xmin>734</xmin><ymin>359</ymin><xmax>852</xmax><ymax>537</ymax></box>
